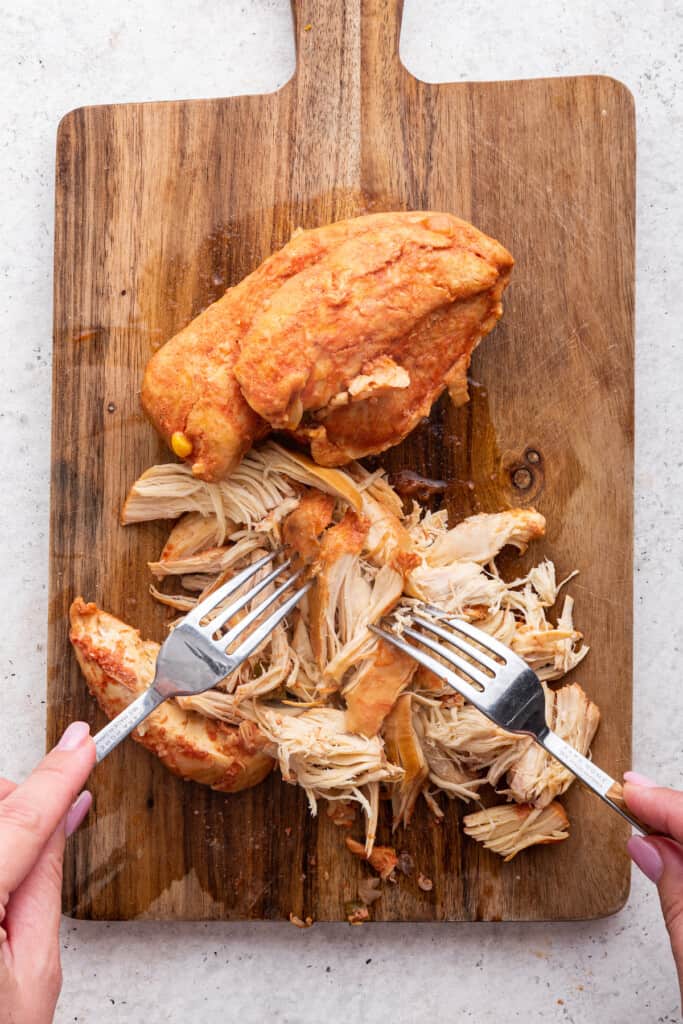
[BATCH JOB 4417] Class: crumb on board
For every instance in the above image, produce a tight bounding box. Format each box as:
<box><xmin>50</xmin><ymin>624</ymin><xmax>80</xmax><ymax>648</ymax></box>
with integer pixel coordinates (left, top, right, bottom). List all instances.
<box><xmin>345</xmin><ymin>901</ymin><xmax>370</xmax><ymax>925</ymax></box>
<box><xmin>289</xmin><ymin>913</ymin><xmax>314</xmax><ymax>929</ymax></box>
<box><xmin>345</xmin><ymin>837</ymin><xmax>398</xmax><ymax>880</ymax></box>
<box><xmin>417</xmin><ymin>873</ymin><xmax>433</xmax><ymax>892</ymax></box>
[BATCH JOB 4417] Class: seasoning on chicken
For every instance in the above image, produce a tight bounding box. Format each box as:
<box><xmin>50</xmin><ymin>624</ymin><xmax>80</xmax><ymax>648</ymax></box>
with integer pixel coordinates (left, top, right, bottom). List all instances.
<box><xmin>463</xmin><ymin>802</ymin><xmax>570</xmax><ymax>861</ymax></box>
<box><xmin>69</xmin><ymin>599</ymin><xmax>274</xmax><ymax>792</ymax></box>
<box><xmin>344</xmin><ymin>642</ymin><xmax>417</xmax><ymax>738</ymax></box>
<box><xmin>236</xmin><ymin>212</ymin><xmax>513</xmax><ymax>466</ymax></box>
<box><xmin>141</xmin><ymin>214</ymin><xmax>401</xmax><ymax>481</ymax></box>
<box><xmin>383</xmin><ymin>693</ymin><xmax>428</xmax><ymax>828</ymax></box>
<box><xmin>142</xmin><ymin>212</ymin><xmax>512</xmax><ymax>478</ymax></box>
<box><xmin>282</xmin><ymin>490</ymin><xmax>336</xmax><ymax>562</ymax></box>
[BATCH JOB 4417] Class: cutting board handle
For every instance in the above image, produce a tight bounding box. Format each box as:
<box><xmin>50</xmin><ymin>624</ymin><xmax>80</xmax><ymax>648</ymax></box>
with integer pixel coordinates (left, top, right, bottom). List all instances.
<box><xmin>290</xmin><ymin>0</ymin><xmax>406</xmax><ymax>84</ymax></box>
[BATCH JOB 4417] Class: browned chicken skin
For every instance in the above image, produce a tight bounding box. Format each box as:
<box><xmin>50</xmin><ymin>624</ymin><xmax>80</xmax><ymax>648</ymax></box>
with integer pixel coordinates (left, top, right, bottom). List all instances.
<box><xmin>69</xmin><ymin>598</ymin><xmax>274</xmax><ymax>792</ymax></box>
<box><xmin>142</xmin><ymin>212</ymin><xmax>512</xmax><ymax>479</ymax></box>
<box><xmin>237</xmin><ymin>213</ymin><xmax>512</xmax><ymax>451</ymax></box>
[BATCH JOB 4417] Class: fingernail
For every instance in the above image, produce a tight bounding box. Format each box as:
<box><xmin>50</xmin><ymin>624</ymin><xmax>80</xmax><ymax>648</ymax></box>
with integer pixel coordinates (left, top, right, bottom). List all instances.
<box><xmin>57</xmin><ymin>721</ymin><xmax>91</xmax><ymax>752</ymax></box>
<box><xmin>624</xmin><ymin>771</ymin><xmax>658</xmax><ymax>788</ymax></box>
<box><xmin>65</xmin><ymin>791</ymin><xmax>92</xmax><ymax>837</ymax></box>
<box><xmin>627</xmin><ymin>836</ymin><xmax>664</xmax><ymax>884</ymax></box>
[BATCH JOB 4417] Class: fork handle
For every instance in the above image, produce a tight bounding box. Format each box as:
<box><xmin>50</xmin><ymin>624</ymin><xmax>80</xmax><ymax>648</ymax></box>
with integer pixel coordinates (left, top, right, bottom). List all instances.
<box><xmin>542</xmin><ymin>731</ymin><xmax>655</xmax><ymax>837</ymax></box>
<box><xmin>93</xmin><ymin>686</ymin><xmax>167</xmax><ymax>763</ymax></box>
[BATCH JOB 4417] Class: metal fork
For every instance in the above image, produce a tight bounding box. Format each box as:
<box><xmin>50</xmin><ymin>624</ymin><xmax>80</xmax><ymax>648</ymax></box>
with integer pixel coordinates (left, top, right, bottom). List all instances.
<box><xmin>93</xmin><ymin>552</ymin><xmax>311</xmax><ymax>762</ymax></box>
<box><xmin>372</xmin><ymin>609</ymin><xmax>653</xmax><ymax>836</ymax></box>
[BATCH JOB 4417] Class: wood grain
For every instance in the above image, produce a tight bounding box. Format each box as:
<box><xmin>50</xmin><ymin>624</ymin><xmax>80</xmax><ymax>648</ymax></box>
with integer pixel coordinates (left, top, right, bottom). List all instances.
<box><xmin>48</xmin><ymin>0</ymin><xmax>635</xmax><ymax>921</ymax></box>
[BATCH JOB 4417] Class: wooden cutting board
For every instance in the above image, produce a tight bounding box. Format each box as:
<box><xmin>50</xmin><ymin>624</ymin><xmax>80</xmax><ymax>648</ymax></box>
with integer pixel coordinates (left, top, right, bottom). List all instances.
<box><xmin>48</xmin><ymin>0</ymin><xmax>635</xmax><ymax>921</ymax></box>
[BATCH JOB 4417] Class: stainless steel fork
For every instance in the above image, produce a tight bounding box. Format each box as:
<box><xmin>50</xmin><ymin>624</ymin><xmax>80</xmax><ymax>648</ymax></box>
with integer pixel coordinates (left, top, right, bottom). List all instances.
<box><xmin>372</xmin><ymin>609</ymin><xmax>654</xmax><ymax>836</ymax></box>
<box><xmin>94</xmin><ymin>552</ymin><xmax>311</xmax><ymax>762</ymax></box>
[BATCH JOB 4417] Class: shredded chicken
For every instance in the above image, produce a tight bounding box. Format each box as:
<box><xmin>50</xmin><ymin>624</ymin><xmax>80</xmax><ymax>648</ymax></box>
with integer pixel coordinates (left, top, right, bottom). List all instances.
<box><xmin>383</xmin><ymin>693</ymin><xmax>428</xmax><ymax>828</ymax></box>
<box><xmin>246</xmin><ymin>705</ymin><xmax>402</xmax><ymax>853</ymax></box>
<box><xmin>505</xmin><ymin>683</ymin><xmax>600</xmax><ymax>806</ymax></box>
<box><xmin>463</xmin><ymin>802</ymin><xmax>570</xmax><ymax>860</ymax></box>
<box><xmin>74</xmin><ymin>438</ymin><xmax>596</xmax><ymax>862</ymax></box>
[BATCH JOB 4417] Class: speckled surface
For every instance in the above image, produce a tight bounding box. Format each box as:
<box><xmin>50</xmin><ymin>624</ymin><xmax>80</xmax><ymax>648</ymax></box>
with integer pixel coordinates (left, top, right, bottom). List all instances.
<box><xmin>0</xmin><ymin>1</ymin><xmax>681</xmax><ymax>1021</ymax></box>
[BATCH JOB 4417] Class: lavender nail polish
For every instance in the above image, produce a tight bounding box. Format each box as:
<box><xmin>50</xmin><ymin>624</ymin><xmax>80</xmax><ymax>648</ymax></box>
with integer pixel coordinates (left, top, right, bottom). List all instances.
<box><xmin>65</xmin><ymin>791</ymin><xmax>93</xmax><ymax>837</ymax></box>
<box><xmin>56</xmin><ymin>721</ymin><xmax>91</xmax><ymax>752</ymax></box>
<box><xmin>627</xmin><ymin>836</ymin><xmax>663</xmax><ymax>884</ymax></box>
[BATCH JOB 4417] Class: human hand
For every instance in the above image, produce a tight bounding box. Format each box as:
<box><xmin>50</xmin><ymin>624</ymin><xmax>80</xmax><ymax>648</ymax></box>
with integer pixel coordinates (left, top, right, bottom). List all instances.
<box><xmin>0</xmin><ymin>722</ymin><xmax>96</xmax><ymax>1024</ymax></box>
<box><xmin>624</xmin><ymin>772</ymin><xmax>683</xmax><ymax>1007</ymax></box>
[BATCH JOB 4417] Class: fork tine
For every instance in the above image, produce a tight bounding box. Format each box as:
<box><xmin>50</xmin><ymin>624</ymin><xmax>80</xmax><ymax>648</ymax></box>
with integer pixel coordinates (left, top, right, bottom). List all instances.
<box><xmin>421</xmin><ymin>605</ymin><xmax>515</xmax><ymax>662</ymax></box>
<box><xmin>370</xmin><ymin>625</ymin><xmax>483</xmax><ymax>706</ymax></box>
<box><xmin>413</xmin><ymin>614</ymin><xmax>501</xmax><ymax>674</ymax></box>
<box><xmin>402</xmin><ymin>625</ymin><xmax>491</xmax><ymax>688</ymax></box>
<box><xmin>230</xmin><ymin>581</ymin><xmax>312</xmax><ymax>664</ymax></box>
<box><xmin>184</xmin><ymin>551</ymin><xmax>277</xmax><ymax>625</ymax></box>
<box><xmin>204</xmin><ymin>558</ymin><xmax>292</xmax><ymax>635</ymax></box>
<box><xmin>218</xmin><ymin>567</ymin><xmax>307</xmax><ymax>650</ymax></box>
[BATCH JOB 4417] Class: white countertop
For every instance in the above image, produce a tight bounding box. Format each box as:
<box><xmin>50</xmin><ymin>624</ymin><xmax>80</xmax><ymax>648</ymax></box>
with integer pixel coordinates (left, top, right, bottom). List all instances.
<box><xmin>1</xmin><ymin>1</ymin><xmax>682</xmax><ymax>1020</ymax></box>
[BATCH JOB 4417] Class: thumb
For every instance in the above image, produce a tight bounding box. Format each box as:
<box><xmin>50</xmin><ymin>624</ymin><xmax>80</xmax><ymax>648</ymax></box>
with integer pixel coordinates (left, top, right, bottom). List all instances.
<box><xmin>7</xmin><ymin>791</ymin><xmax>92</xmax><ymax>1005</ymax></box>
<box><xmin>628</xmin><ymin>835</ymin><xmax>683</xmax><ymax>1006</ymax></box>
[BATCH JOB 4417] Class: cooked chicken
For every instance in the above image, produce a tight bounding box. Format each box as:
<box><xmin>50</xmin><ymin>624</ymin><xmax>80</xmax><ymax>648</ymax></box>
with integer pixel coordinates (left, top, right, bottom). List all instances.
<box><xmin>424</xmin><ymin>508</ymin><xmax>545</xmax><ymax>566</ymax></box>
<box><xmin>247</xmin><ymin>704</ymin><xmax>403</xmax><ymax>852</ymax></box>
<box><xmin>509</xmin><ymin>600</ymin><xmax>588</xmax><ymax>682</ymax></box>
<box><xmin>413</xmin><ymin>705</ymin><xmax>488</xmax><ymax>805</ymax></box>
<box><xmin>142</xmin><ymin>211</ymin><xmax>511</xmax><ymax>478</ymax></box>
<box><xmin>160</xmin><ymin>511</ymin><xmax>228</xmax><ymax>561</ymax></box>
<box><xmin>307</xmin><ymin>510</ymin><xmax>369</xmax><ymax>671</ymax></box>
<box><xmin>383</xmin><ymin>693</ymin><xmax>428</xmax><ymax>828</ymax></box>
<box><xmin>345</xmin><ymin>836</ymin><xmax>398</xmax><ymax>879</ymax></box>
<box><xmin>148</xmin><ymin>534</ymin><xmax>266</xmax><ymax>578</ymax></box>
<box><xmin>293</xmin><ymin>296</ymin><xmax>500</xmax><ymax>466</ymax></box>
<box><xmin>344</xmin><ymin>641</ymin><xmax>417</xmax><ymax>737</ymax></box>
<box><xmin>141</xmin><ymin>214</ymin><xmax>398</xmax><ymax>480</ymax></box>
<box><xmin>121</xmin><ymin>443</ymin><xmax>363</xmax><ymax>529</ymax></box>
<box><xmin>418</xmin><ymin>699</ymin><xmax>527</xmax><ymax>786</ymax></box>
<box><xmin>506</xmin><ymin>683</ymin><xmax>600</xmax><ymax>806</ymax></box>
<box><xmin>236</xmin><ymin>212</ymin><xmax>513</xmax><ymax>466</ymax></box>
<box><xmin>72</xmin><ymin>440</ymin><xmax>595</xmax><ymax>863</ymax></box>
<box><xmin>463</xmin><ymin>802</ymin><xmax>570</xmax><ymax>861</ymax></box>
<box><xmin>69</xmin><ymin>599</ymin><xmax>273</xmax><ymax>792</ymax></box>
<box><xmin>282</xmin><ymin>490</ymin><xmax>336</xmax><ymax>561</ymax></box>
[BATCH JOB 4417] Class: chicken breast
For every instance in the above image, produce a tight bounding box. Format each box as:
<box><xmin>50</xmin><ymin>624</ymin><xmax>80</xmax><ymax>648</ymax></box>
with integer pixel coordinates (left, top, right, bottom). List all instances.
<box><xmin>236</xmin><ymin>211</ymin><xmax>513</xmax><ymax>464</ymax></box>
<box><xmin>69</xmin><ymin>598</ymin><xmax>274</xmax><ymax>792</ymax></box>
<box><xmin>141</xmin><ymin>213</ymin><xmax>454</xmax><ymax>480</ymax></box>
<box><xmin>142</xmin><ymin>212</ymin><xmax>512</xmax><ymax>479</ymax></box>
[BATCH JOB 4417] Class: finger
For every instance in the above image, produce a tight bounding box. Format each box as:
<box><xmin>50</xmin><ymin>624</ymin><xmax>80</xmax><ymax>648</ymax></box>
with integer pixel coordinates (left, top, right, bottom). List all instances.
<box><xmin>0</xmin><ymin>722</ymin><xmax>95</xmax><ymax>896</ymax></box>
<box><xmin>6</xmin><ymin>818</ymin><xmax>66</xmax><ymax>976</ymax></box>
<box><xmin>5</xmin><ymin>821</ymin><xmax>66</xmax><ymax>1018</ymax></box>
<box><xmin>623</xmin><ymin>779</ymin><xmax>683</xmax><ymax>844</ymax></box>
<box><xmin>1</xmin><ymin>790</ymin><xmax>91</xmax><ymax>940</ymax></box>
<box><xmin>0</xmin><ymin>783</ymin><xmax>17</xmax><ymax>936</ymax></box>
<box><xmin>0</xmin><ymin>778</ymin><xmax>16</xmax><ymax>801</ymax></box>
<box><xmin>628</xmin><ymin>836</ymin><xmax>683</xmax><ymax>1006</ymax></box>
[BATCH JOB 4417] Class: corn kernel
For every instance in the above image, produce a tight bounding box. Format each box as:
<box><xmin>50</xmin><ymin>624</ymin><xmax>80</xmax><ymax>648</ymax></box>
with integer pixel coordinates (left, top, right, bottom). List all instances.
<box><xmin>171</xmin><ymin>431</ymin><xmax>193</xmax><ymax>458</ymax></box>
